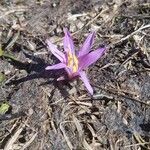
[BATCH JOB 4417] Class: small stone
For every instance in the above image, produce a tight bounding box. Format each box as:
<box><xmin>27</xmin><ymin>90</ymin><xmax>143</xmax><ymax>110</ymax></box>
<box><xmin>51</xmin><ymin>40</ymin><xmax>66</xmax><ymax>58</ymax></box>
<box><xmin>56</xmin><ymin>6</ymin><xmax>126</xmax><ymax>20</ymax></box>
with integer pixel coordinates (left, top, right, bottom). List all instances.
<box><xmin>52</xmin><ymin>3</ymin><xmax>57</xmax><ymax>7</ymax></box>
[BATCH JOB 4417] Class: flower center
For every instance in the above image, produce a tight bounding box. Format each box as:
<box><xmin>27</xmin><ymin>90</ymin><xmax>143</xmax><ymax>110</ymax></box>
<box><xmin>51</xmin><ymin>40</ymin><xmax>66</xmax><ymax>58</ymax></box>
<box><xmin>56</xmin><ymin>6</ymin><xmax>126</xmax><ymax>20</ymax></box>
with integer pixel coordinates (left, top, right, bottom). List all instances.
<box><xmin>67</xmin><ymin>52</ymin><xmax>78</xmax><ymax>73</ymax></box>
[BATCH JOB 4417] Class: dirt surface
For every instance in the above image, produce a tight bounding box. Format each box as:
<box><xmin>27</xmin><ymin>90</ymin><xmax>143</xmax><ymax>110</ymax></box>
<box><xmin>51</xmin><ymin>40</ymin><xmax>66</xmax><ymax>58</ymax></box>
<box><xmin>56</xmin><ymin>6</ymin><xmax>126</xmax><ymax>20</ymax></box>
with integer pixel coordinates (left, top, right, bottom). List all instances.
<box><xmin>0</xmin><ymin>0</ymin><xmax>150</xmax><ymax>150</ymax></box>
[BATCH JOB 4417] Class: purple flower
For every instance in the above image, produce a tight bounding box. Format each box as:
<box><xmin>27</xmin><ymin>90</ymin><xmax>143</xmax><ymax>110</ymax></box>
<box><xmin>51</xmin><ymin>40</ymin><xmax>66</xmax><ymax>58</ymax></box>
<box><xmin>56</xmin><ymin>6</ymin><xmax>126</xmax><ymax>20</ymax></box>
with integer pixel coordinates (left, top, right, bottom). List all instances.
<box><xmin>46</xmin><ymin>28</ymin><xmax>106</xmax><ymax>95</ymax></box>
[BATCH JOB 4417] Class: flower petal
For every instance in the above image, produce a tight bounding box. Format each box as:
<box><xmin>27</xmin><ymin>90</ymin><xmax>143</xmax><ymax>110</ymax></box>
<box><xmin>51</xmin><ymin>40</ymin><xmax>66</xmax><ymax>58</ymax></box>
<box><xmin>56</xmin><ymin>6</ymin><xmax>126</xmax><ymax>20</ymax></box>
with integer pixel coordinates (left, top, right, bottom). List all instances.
<box><xmin>78</xmin><ymin>32</ymin><xmax>95</xmax><ymax>57</ymax></box>
<box><xmin>46</xmin><ymin>39</ymin><xmax>65</xmax><ymax>63</ymax></box>
<box><xmin>79</xmin><ymin>71</ymin><xmax>93</xmax><ymax>95</ymax></box>
<box><xmin>79</xmin><ymin>47</ymin><xmax>106</xmax><ymax>70</ymax></box>
<box><xmin>45</xmin><ymin>63</ymin><xmax>66</xmax><ymax>70</ymax></box>
<box><xmin>63</xmin><ymin>28</ymin><xmax>75</xmax><ymax>54</ymax></box>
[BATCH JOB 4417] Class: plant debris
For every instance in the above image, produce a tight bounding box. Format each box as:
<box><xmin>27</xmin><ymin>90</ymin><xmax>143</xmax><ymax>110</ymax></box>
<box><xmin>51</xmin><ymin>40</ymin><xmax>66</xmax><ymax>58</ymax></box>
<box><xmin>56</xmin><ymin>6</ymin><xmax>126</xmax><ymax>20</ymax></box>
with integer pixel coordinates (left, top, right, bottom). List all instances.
<box><xmin>0</xmin><ymin>0</ymin><xmax>150</xmax><ymax>149</ymax></box>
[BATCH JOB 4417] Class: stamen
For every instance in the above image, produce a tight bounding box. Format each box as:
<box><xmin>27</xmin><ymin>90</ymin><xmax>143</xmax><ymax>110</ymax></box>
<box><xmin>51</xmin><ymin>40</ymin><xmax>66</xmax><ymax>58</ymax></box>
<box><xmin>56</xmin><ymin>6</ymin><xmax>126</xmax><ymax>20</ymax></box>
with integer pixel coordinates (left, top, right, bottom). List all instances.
<box><xmin>67</xmin><ymin>52</ymin><xmax>78</xmax><ymax>73</ymax></box>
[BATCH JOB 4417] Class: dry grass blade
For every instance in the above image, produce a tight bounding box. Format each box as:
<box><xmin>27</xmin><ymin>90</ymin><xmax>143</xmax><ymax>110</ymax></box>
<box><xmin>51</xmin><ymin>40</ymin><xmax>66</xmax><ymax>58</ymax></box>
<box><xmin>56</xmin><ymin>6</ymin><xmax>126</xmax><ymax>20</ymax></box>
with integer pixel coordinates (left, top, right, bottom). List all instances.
<box><xmin>93</xmin><ymin>84</ymin><xmax>150</xmax><ymax>107</ymax></box>
<box><xmin>83</xmin><ymin>139</ymin><xmax>93</xmax><ymax>150</ymax></box>
<box><xmin>69</xmin><ymin>96</ymin><xmax>91</xmax><ymax>114</ymax></box>
<box><xmin>3</xmin><ymin>118</ymin><xmax>29</xmax><ymax>150</ymax></box>
<box><xmin>73</xmin><ymin>115</ymin><xmax>83</xmax><ymax>139</ymax></box>
<box><xmin>115</xmin><ymin>24</ymin><xmax>150</xmax><ymax>44</ymax></box>
<box><xmin>120</xmin><ymin>51</ymin><xmax>139</xmax><ymax>66</ymax></box>
<box><xmin>69</xmin><ymin>101</ymin><xmax>92</xmax><ymax>107</ymax></box>
<box><xmin>124</xmin><ymin>142</ymin><xmax>150</xmax><ymax>149</ymax></box>
<box><xmin>4</xmin><ymin>124</ymin><xmax>24</xmax><ymax>150</ymax></box>
<box><xmin>133</xmin><ymin>132</ymin><xmax>150</xmax><ymax>149</ymax></box>
<box><xmin>87</xmin><ymin>124</ymin><xmax>96</xmax><ymax>138</ymax></box>
<box><xmin>5</xmin><ymin>31</ymin><xmax>20</xmax><ymax>50</ymax></box>
<box><xmin>60</xmin><ymin>122</ymin><xmax>73</xmax><ymax>150</ymax></box>
<box><xmin>0</xmin><ymin>7</ymin><xmax>27</xmax><ymax>19</ymax></box>
<box><xmin>87</xmin><ymin>124</ymin><xmax>103</xmax><ymax>149</ymax></box>
<box><xmin>21</xmin><ymin>132</ymin><xmax>38</xmax><ymax>150</ymax></box>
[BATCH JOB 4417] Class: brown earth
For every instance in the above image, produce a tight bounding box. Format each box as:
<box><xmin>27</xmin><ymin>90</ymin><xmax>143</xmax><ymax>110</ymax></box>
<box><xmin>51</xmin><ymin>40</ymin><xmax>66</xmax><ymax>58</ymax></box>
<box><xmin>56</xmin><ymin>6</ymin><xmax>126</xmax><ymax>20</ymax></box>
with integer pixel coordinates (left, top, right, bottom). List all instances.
<box><xmin>0</xmin><ymin>0</ymin><xmax>150</xmax><ymax>150</ymax></box>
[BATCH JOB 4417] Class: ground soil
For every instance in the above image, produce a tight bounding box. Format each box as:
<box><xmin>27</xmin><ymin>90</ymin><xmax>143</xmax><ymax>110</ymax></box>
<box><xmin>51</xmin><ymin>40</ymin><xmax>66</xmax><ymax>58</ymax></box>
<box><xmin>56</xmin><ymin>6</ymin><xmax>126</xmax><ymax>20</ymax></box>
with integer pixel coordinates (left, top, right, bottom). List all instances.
<box><xmin>0</xmin><ymin>0</ymin><xmax>150</xmax><ymax>150</ymax></box>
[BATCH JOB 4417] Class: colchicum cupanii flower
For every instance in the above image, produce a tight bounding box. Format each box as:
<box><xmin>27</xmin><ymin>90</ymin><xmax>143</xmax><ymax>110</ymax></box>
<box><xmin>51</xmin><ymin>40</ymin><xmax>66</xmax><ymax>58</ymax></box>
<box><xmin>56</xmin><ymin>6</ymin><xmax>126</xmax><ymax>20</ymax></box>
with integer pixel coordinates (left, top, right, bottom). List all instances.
<box><xmin>46</xmin><ymin>28</ymin><xmax>106</xmax><ymax>95</ymax></box>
